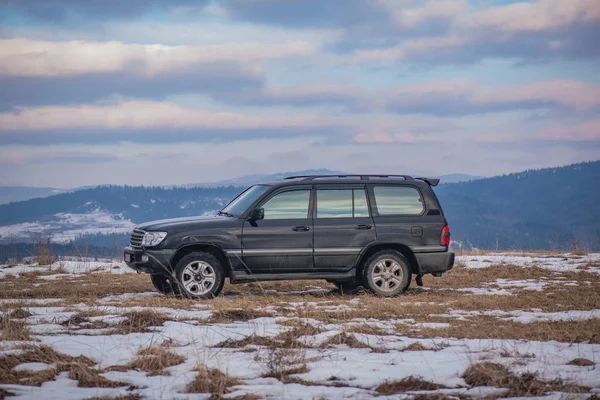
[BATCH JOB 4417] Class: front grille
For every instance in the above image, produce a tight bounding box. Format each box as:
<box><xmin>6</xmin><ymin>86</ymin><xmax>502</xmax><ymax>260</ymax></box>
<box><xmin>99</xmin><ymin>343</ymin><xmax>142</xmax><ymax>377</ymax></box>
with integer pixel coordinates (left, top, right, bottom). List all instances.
<box><xmin>130</xmin><ymin>229</ymin><xmax>145</xmax><ymax>248</ymax></box>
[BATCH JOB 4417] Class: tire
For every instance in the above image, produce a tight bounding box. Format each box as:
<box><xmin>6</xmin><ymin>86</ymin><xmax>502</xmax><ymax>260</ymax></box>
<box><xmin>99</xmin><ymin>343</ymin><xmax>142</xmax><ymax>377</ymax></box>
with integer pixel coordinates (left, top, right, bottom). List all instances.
<box><xmin>333</xmin><ymin>281</ymin><xmax>362</xmax><ymax>293</ymax></box>
<box><xmin>150</xmin><ymin>274</ymin><xmax>176</xmax><ymax>295</ymax></box>
<box><xmin>173</xmin><ymin>252</ymin><xmax>225</xmax><ymax>299</ymax></box>
<box><xmin>362</xmin><ymin>250</ymin><xmax>411</xmax><ymax>297</ymax></box>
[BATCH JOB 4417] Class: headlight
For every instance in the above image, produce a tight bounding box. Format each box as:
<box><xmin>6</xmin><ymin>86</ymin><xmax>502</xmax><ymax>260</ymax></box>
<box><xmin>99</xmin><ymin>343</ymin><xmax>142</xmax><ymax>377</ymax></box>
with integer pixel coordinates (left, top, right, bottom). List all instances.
<box><xmin>141</xmin><ymin>231</ymin><xmax>167</xmax><ymax>247</ymax></box>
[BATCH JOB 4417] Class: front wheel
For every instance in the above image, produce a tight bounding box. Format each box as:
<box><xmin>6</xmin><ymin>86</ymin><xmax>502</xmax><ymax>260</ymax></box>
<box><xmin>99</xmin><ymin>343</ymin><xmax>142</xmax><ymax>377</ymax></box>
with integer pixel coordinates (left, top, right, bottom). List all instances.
<box><xmin>362</xmin><ymin>250</ymin><xmax>411</xmax><ymax>297</ymax></box>
<box><xmin>173</xmin><ymin>252</ymin><xmax>225</xmax><ymax>299</ymax></box>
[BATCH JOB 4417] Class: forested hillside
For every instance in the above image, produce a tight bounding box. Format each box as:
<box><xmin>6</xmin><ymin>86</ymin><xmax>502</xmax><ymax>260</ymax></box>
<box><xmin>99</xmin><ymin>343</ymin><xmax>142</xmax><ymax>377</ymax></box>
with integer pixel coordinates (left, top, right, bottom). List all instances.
<box><xmin>435</xmin><ymin>161</ymin><xmax>600</xmax><ymax>250</ymax></box>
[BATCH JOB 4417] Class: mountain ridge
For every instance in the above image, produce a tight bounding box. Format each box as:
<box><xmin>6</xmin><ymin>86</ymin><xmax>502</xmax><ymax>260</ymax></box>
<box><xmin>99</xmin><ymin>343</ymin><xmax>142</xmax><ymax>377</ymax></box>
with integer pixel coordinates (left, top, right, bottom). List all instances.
<box><xmin>0</xmin><ymin>161</ymin><xmax>597</xmax><ymax>250</ymax></box>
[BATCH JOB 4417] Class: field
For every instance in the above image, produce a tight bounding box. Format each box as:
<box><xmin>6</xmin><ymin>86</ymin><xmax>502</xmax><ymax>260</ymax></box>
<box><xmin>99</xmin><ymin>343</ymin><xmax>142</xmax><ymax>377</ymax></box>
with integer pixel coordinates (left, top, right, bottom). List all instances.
<box><xmin>0</xmin><ymin>252</ymin><xmax>599</xmax><ymax>399</ymax></box>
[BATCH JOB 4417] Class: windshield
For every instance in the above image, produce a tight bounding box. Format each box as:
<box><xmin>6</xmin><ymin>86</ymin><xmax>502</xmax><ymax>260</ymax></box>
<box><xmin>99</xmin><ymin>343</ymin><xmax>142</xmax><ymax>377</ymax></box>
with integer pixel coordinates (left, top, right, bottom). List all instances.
<box><xmin>221</xmin><ymin>185</ymin><xmax>270</xmax><ymax>217</ymax></box>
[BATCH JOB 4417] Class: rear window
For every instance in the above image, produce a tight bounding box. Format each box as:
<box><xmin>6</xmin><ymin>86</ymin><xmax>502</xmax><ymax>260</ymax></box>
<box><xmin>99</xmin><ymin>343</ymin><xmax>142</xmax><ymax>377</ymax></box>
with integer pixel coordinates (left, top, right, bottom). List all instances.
<box><xmin>373</xmin><ymin>185</ymin><xmax>424</xmax><ymax>216</ymax></box>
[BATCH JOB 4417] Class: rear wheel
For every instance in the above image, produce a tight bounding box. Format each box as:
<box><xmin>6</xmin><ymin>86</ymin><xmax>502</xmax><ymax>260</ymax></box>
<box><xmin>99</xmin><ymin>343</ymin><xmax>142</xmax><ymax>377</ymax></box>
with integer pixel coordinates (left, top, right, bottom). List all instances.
<box><xmin>173</xmin><ymin>252</ymin><xmax>225</xmax><ymax>299</ymax></box>
<box><xmin>362</xmin><ymin>250</ymin><xmax>411</xmax><ymax>297</ymax></box>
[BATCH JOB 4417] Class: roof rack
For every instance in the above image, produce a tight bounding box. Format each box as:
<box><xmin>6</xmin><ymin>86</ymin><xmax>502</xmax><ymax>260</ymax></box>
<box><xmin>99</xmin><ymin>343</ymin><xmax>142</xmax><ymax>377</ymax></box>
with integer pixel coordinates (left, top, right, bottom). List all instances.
<box><xmin>283</xmin><ymin>174</ymin><xmax>440</xmax><ymax>186</ymax></box>
<box><xmin>284</xmin><ymin>174</ymin><xmax>413</xmax><ymax>181</ymax></box>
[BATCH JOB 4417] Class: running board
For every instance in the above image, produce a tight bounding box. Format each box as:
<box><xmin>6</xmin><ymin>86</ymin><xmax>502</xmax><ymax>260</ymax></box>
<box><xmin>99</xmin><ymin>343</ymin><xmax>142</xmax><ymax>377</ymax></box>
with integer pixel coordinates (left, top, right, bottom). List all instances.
<box><xmin>230</xmin><ymin>269</ymin><xmax>355</xmax><ymax>284</ymax></box>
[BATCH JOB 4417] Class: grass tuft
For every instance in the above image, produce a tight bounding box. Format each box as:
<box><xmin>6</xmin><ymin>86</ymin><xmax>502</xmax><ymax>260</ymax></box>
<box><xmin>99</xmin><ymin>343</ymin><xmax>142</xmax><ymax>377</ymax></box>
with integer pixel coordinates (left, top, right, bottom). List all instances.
<box><xmin>375</xmin><ymin>376</ymin><xmax>445</xmax><ymax>394</ymax></box>
<box><xmin>186</xmin><ymin>365</ymin><xmax>242</xmax><ymax>395</ymax></box>
<box><xmin>0</xmin><ymin>314</ymin><xmax>32</xmax><ymax>341</ymax></box>
<box><xmin>115</xmin><ymin>310</ymin><xmax>169</xmax><ymax>333</ymax></box>
<box><xmin>463</xmin><ymin>362</ymin><xmax>589</xmax><ymax>396</ymax></box>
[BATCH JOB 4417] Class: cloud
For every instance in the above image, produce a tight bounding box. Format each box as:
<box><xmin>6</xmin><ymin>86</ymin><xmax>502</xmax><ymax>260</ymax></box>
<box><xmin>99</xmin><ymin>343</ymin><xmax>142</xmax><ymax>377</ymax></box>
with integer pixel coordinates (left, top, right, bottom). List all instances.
<box><xmin>0</xmin><ymin>39</ymin><xmax>313</xmax><ymax>77</ymax></box>
<box><xmin>215</xmin><ymin>79</ymin><xmax>600</xmax><ymax>116</ymax></box>
<box><xmin>456</xmin><ymin>0</ymin><xmax>600</xmax><ymax>33</ymax></box>
<box><xmin>1</xmin><ymin>0</ymin><xmax>210</xmax><ymax>21</ymax></box>
<box><xmin>0</xmin><ymin>100</ymin><xmax>353</xmax><ymax>132</ymax></box>
<box><xmin>473</xmin><ymin>134</ymin><xmax>515</xmax><ymax>143</ymax></box>
<box><xmin>0</xmin><ymin>151</ymin><xmax>116</xmax><ymax>165</ymax></box>
<box><xmin>0</xmin><ymin>38</ymin><xmax>315</xmax><ymax>108</ymax></box>
<box><xmin>353</xmin><ymin>131</ymin><xmax>440</xmax><ymax>143</ymax></box>
<box><xmin>537</xmin><ymin>120</ymin><xmax>600</xmax><ymax>141</ymax></box>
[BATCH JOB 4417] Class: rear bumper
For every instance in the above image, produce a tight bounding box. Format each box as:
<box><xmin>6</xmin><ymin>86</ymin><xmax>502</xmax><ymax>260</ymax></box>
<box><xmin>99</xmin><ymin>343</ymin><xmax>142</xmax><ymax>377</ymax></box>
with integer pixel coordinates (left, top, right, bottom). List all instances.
<box><xmin>415</xmin><ymin>251</ymin><xmax>455</xmax><ymax>275</ymax></box>
<box><xmin>123</xmin><ymin>246</ymin><xmax>175</xmax><ymax>275</ymax></box>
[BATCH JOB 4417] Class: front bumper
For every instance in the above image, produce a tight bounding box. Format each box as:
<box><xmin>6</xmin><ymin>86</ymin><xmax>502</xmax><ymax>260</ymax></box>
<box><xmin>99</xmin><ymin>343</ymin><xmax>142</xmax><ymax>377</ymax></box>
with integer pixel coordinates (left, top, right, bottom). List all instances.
<box><xmin>415</xmin><ymin>251</ymin><xmax>455</xmax><ymax>275</ymax></box>
<box><xmin>123</xmin><ymin>246</ymin><xmax>175</xmax><ymax>275</ymax></box>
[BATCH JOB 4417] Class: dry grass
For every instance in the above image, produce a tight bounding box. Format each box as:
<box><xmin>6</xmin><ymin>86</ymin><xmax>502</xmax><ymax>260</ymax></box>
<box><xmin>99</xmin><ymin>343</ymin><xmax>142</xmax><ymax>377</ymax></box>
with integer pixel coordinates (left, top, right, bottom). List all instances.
<box><xmin>463</xmin><ymin>362</ymin><xmax>589</xmax><ymax>397</ymax></box>
<box><xmin>67</xmin><ymin>362</ymin><xmax>130</xmax><ymax>388</ymax></box>
<box><xmin>0</xmin><ymin>344</ymin><xmax>96</xmax><ymax>386</ymax></box>
<box><xmin>84</xmin><ymin>395</ymin><xmax>142</xmax><ymax>400</ymax></box>
<box><xmin>0</xmin><ymin>388</ymin><xmax>16</xmax><ymax>399</ymax></box>
<box><xmin>208</xmin><ymin>308</ymin><xmax>272</xmax><ymax>323</ymax></box>
<box><xmin>186</xmin><ymin>365</ymin><xmax>242</xmax><ymax>395</ymax></box>
<box><xmin>406</xmin><ymin>317</ymin><xmax>600</xmax><ymax>343</ymax></box>
<box><xmin>0</xmin><ymin>272</ymin><xmax>153</xmax><ymax>301</ymax></box>
<box><xmin>214</xmin><ymin>334</ymin><xmax>274</xmax><ymax>349</ymax></box>
<box><xmin>568</xmin><ymin>358</ymin><xmax>595</xmax><ymax>366</ymax></box>
<box><xmin>106</xmin><ymin>345</ymin><xmax>185</xmax><ymax>376</ymax></box>
<box><xmin>343</xmin><ymin>324</ymin><xmax>389</xmax><ymax>336</ymax></box>
<box><xmin>260</xmin><ymin>346</ymin><xmax>309</xmax><ymax>381</ymax></box>
<box><xmin>375</xmin><ymin>376</ymin><xmax>445</xmax><ymax>394</ymax></box>
<box><xmin>0</xmin><ymin>314</ymin><xmax>32</xmax><ymax>341</ymax></box>
<box><xmin>320</xmin><ymin>332</ymin><xmax>369</xmax><ymax>349</ymax></box>
<box><xmin>114</xmin><ymin>310</ymin><xmax>169</xmax><ymax>333</ymax></box>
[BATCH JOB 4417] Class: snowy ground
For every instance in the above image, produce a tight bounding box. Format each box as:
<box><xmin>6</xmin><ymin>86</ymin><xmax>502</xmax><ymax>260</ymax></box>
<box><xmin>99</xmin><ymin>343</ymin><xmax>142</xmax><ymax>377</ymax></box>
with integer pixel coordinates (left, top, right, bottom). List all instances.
<box><xmin>0</xmin><ymin>252</ymin><xmax>599</xmax><ymax>399</ymax></box>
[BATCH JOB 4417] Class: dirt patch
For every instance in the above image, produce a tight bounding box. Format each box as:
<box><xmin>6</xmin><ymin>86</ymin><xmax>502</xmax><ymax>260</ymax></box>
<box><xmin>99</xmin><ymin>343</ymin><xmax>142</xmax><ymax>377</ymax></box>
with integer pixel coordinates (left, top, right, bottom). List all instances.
<box><xmin>375</xmin><ymin>376</ymin><xmax>446</xmax><ymax>394</ymax></box>
<box><xmin>568</xmin><ymin>358</ymin><xmax>595</xmax><ymax>366</ymax></box>
<box><xmin>463</xmin><ymin>362</ymin><xmax>589</xmax><ymax>397</ymax></box>
<box><xmin>8</xmin><ymin>308</ymin><xmax>32</xmax><ymax>319</ymax></box>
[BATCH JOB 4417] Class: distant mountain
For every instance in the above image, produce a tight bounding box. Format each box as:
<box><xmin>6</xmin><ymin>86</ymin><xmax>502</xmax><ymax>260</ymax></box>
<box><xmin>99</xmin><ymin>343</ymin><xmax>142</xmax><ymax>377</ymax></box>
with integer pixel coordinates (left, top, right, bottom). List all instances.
<box><xmin>0</xmin><ymin>186</ymin><xmax>68</xmax><ymax>205</ymax></box>
<box><xmin>0</xmin><ymin>162</ymin><xmax>597</xmax><ymax>250</ymax></box>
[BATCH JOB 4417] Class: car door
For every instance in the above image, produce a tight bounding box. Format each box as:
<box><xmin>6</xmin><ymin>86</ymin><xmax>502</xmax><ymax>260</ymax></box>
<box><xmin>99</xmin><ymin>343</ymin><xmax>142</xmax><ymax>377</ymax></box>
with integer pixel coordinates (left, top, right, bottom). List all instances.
<box><xmin>241</xmin><ymin>187</ymin><xmax>314</xmax><ymax>273</ymax></box>
<box><xmin>313</xmin><ymin>185</ymin><xmax>376</xmax><ymax>272</ymax></box>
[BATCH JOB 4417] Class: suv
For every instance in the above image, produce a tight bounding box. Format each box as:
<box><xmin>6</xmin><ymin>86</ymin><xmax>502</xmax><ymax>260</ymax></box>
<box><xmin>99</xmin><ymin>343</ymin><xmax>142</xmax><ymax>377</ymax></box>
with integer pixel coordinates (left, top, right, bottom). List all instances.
<box><xmin>124</xmin><ymin>175</ymin><xmax>454</xmax><ymax>299</ymax></box>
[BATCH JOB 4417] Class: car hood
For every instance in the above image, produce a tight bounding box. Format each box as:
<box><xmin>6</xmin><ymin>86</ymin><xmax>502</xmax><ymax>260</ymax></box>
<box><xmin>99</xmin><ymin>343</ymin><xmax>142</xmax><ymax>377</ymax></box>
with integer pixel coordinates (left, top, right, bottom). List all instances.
<box><xmin>136</xmin><ymin>215</ymin><xmax>233</xmax><ymax>231</ymax></box>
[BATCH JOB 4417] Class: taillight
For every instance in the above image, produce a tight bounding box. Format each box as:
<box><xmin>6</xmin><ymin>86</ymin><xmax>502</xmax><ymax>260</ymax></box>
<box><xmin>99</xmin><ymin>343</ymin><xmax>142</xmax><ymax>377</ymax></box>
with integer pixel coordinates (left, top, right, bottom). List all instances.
<box><xmin>441</xmin><ymin>225</ymin><xmax>451</xmax><ymax>246</ymax></box>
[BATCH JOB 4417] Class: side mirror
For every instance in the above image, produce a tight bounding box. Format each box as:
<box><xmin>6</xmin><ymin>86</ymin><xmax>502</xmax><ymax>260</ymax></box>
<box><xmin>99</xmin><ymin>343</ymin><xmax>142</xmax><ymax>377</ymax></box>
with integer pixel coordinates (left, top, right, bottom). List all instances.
<box><xmin>248</xmin><ymin>207</ymin><xmax>264</xmax><ymax>221</ymax></box>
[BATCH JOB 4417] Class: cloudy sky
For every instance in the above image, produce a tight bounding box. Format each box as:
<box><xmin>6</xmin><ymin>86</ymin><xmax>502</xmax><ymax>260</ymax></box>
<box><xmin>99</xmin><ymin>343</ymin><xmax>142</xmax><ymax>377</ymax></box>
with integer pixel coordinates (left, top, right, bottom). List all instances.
<box><xmin>0</xmin><ymin>0</ymin><xmax>599</xmax><ymax>188</ymax></box>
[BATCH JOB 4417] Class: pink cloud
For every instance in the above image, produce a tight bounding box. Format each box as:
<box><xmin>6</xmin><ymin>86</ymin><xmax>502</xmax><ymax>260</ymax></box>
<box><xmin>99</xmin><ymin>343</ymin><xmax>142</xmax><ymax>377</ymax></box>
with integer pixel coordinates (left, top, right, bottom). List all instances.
<box><xmin>353</xmin><ymin>131</ymin><xmax>440</xmax><ymax>143</ymax></box>
<box><xmin>537</xmin><ymin>120</ymin><xmax>600</xmax><ymax>141</ymax></box>
<box><xmin>473</xmin><ymin>134</ymin><xmax>515</xmax><ymax>143</ymax></box>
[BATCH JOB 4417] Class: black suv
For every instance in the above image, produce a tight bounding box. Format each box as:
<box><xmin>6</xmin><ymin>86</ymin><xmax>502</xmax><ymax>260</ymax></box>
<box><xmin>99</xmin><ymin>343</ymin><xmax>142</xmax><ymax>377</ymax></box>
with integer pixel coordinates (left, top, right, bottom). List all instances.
<box><xmin>124</xmin><ymin>175</ymin><xmax>454</xmax><ymax>299</ymax></box>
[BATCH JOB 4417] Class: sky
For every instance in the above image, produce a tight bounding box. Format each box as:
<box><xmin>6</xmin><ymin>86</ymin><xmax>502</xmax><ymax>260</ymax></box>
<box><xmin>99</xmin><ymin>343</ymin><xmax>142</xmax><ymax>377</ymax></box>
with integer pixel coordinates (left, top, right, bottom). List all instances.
<box><xmin>0</xmin><ymin>0</ymin><xmax>599</xmax><ymax>188</ymax></box>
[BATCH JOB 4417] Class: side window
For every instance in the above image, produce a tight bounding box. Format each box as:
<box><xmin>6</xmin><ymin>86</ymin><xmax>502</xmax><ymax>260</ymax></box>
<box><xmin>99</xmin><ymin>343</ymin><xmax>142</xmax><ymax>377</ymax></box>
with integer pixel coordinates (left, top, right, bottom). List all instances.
<box><xmin>373</xmin><ymin>186</ymin><xmax>424</xmax><ymax>216</ymax></box>
<box><xmin>262</xmin><ymin>190</ymin><xmax>310</xmax><ymax>220</ymax></box>
<box><xmin>317</xmin><ymin>188</ymin><xmax>370</xmax><ymax>218</ymax></box>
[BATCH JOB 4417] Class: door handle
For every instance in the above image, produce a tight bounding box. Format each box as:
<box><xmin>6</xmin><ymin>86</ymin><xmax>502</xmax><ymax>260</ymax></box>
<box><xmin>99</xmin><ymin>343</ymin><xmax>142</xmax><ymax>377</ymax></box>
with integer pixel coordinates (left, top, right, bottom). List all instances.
<box><xmin>356</xmin><ymin>224</ymin><xmax>372</xmax><ymax>230</ymax></box>
<box><xmin>292</xmin><ymin>226</ymin><xmax>310</xmax><ymax>232</ymax></box>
